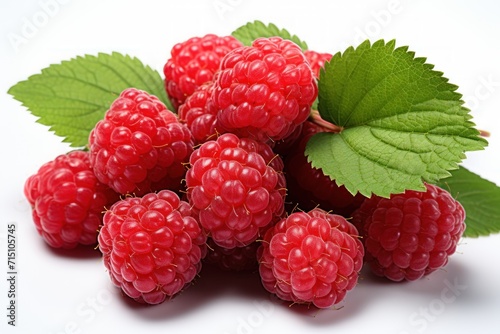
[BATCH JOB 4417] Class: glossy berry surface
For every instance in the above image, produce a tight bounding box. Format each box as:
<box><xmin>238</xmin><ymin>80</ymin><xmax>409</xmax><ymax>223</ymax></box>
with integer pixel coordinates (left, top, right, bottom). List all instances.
<box><xmin>98</xmin><ymin>190</ymin><xmax>207</xmax><ymax>304</ymax></box>
<box><xmin>214</xmin><ymin>37</ymin><xmax>318</xmax><ymax>143</ymax></box>
<box><xmin>89</xmin><ymin>88</ymin><xmax>193</xmax><ymax>196</ymax></box>
<box><xmin>178</xmin><ymin>81</ymin><xmax>220</xmax><ymax>144</ymax></box>
<box><xmin>24</xmin><ymin>150</ymin><xmax>118</xmax><ymax>249</ymax></box>
<box><xmin>186</xmin><ymin>133</ymin><xmax>286</xmax><ymax>249</ymax></box>
<box><xmin>258</xmin><ymin>208</ymin><xmax>364</xmax><ymax>308</ymax></box>
<box><xmin>285</xmin><ymin>121</ymin><xmax>365</xmax><ymax>217</ymax></box>
<box><xmin>351</xmin><ymin>183</ymin><xmax>466</xmax><ymax>281</ymax></box>
<box><xmin>304</xmin><ymin>50</ymin><xmax>332</xmax><ymax>78</ymax></box>
<box><xmin>164</xmin><ymin>34</ymin><xmax>243</xmax><ymax>110</ymax></box>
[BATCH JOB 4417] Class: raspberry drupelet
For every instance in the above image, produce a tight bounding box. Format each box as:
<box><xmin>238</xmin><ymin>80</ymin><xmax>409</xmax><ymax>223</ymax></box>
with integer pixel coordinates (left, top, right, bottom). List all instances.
<box><xmin>284</xmin><ymin>121</ymin><xmax>365</xmax><ymax>217</ymax></box>
<box><xmin>89</xmin><ymin>88</ymin><xmax>193</xmax><ymax>196</ymax></box>
<box><xmin>303</xmin><ymin>50</ymin><xmax>332</xmax><ymax>78</ymax></box>
<box><xmin>185</xmin><ymin>133</ymin><xmax>286</xmax><ymax>249</ymax></box>
<box><xmin>351</xmin><ymin>183</ymin><xmax>466</xmax><ymax>281</ymax></box>
<box><xmin>258</xmin><ymin>208</ymin><xmax>364</xmax><ymax>308</ymax></box>
<box><xmin>178</xmin><ymin>81</ymin><xmax>220</xmax><ymax>145</ymax></box>
<box><xmin>213</xmin><ymin>37</ymin><xmax>318</xmax><ymax>144</ymax></box>
<box><xmin>24</xmin><ymin>150</ymin><xmax>119</xmax><ymax>249</ymax></box>
<box><xmin>98</xmin><ymin>190</ymin><xmax>207</xmax><ymax>304</ymax></box>
<box><xmin>164</xmin><ymin>34</ymin><xmax>243</xmax><ymax>110</ymax></box>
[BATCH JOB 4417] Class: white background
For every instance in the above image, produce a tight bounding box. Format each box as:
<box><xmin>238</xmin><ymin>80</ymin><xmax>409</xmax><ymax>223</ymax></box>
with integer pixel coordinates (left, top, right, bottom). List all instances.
<box><xmin>1</xmin><ymin>0</ymin><xmax>500</xmax><ymax>333</ymax></box>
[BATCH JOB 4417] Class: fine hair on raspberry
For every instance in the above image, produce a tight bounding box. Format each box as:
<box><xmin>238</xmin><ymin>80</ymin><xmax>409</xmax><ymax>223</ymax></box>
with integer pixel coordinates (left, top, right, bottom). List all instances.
<box><xmin>163</xmin><ymin>34</ymin><xmax>243</xmax><ymax>109</ymax></box>
<box><xmin>24</xmin><ymin>150</ymin><xmax>119</xmax><ymax>249</ymax></box>
<box><xmin>89</xmin><ymin>88</ymin><xmax>193</xmax><ymax>196</ymax></box>
<box><xmin>98</xmin><ymin>190</ymin><xmax>207</xmax><ymax>304</ymax></box>
<box><xmin>185</xmin><ymin>133</ymin><xmax>286</xmax><ymax>249</ymax></box>
<box><xmin>352</xmin><ymin>183</ymin><xmax>466</xmax><ymax>281</ymax></box>
<box><xmin>213</xmin><ymin>37</ymin><xmax>318</xmax><ymax>143</ymax></box>
<box><xmin>178</xmin><ymin>81</ymin><xmax>220</xmax><ymax>144</ymax></box>
<box><xmin>258</xmin><ymin>208</ymin><xmax>364</xmax><ymax>308</ymax></box>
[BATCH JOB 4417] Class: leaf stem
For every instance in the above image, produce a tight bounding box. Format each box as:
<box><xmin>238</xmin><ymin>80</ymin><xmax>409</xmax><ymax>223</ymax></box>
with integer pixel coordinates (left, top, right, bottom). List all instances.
<box><xmin>309</xmin><ymin>109</ymin><xmax>343</xmax><ymax>133</ymax></box>
<box><xmin>479</xmin><ymin>129</ymin><xmax>491</xmax><ymax>138</ymax></box>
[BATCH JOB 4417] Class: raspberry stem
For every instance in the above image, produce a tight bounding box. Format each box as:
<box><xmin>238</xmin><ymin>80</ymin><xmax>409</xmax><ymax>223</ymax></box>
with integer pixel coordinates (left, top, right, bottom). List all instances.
<box><xmin>309</xmin><ymin>109</ymin><xmax>343</xmax><ymax>133</ymax></box>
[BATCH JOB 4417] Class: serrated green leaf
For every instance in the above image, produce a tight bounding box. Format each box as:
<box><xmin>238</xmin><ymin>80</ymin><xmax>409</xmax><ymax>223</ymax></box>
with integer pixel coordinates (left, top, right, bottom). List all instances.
<box><xmin>307</xmin><ymin>39</ymin><xmax>487</xmax><ymax>198</ymax></box>
<box><xmin>437</xmin><ymin>167</ymin><xmax>500</xmax><ymax>237</ymax></box>
<box><xmin>231</xmin><ymin>20</ymin><xmax>308</xmax><ymax>50</ymax></box>
<box><xmin>8</xmin><ymin>52</ymin><xmax>171</xmax><ymax>147</ymax></box>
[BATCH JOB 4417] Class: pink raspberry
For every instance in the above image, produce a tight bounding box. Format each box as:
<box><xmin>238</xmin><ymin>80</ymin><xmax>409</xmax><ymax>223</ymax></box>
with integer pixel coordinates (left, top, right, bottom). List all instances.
<box><xmin>97</xmin><ymin>190</ymin><xmax>207</xmax><ymax>304</ymax></box>
<box><xmin>178</xmin><ymin>81</ymin><xmax>220</xmax><ymax>144</ymax></box>
<box><xmin>205</xmin><ymin>238</ymin><xmax>259</xmax><ymax>272</ymax></box>
<box><xmin>24</xmin><ymin>150</ymin><xmax>119</xmax><ymax>249</ymax></box>
<box><xmin>88</xmin><ymin>88</ymin><xmax>193</xmax><ymax>196</ymax></box>
<box><xmin>213</xmin><ymin>37</ymin><xmax>318</xmax><ymax>143</ymax></box>
<box><xmin>304</xmin><ymin>50</ymin><xmax>332</xmax><ymax>78</ymax></box>
<box><xmin>163</xmin><ymin>34</ymin><xmax>243</xmax><ymax>110</ymax></box>
<box><xmin>258</xmin><ymin>208</ymin><xmax>364</xmax><ymax>308</ymax></box>
<box><xmin>351</xmin><ymin>183</ymin><xmax>466</xmax><ymax>282</ymax></box>
<box><xmin>285</xmin><ymin>121</ymin><xmax>365</xmax><ymax>216</ymax></box>
<box><xmin>185</xmin><ymin>133</ymin><xmax>286</xmax><ymax>249</ymax></box>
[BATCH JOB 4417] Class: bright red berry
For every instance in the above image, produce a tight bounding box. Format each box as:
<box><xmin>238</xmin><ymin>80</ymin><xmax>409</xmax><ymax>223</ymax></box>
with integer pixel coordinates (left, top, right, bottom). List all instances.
<box><xmin>186</xmin><ymin>133</ymin><xmax>286</xmax><ymax>249</ymax></box>
<box><xmin>24</xmin><ymin>150</ymin><xmax>119</xmax><ymax>249</ymax></box>
<box><xmin>213</xmin><ymin>37</ymin><xmax>318</xmax><ymax>143</ymax></box>
<box><xmin>205</xmin><ymin>238</ymin><xmax>259</xmax><ymax>272</ymax></box>
<box><xmin>258</xmin><ymin>208</ymin><xmax>364</xmax><ymax>308</ymax></box>
<box><xmin>178</xmin><ymin>81</ymin><xmax>220</xmax><ymax>144</ymax></box>
<box><xmin>304</xmin><ymin>50</ymin><xmax>332</xmax><ymax>78</ymax></box>
<box><xmin>89</xmin><ymin>88</ymin><xmax>193</xmax><ymax>196</ymax></box>
<box><xmin>284</xmin><ymin>121</ymin><xmax>365</xmax><ymax>217</ymax></box>
<box><xmin>164</xmin><ymin>34</ymin><xmax>243</xmax><ymax>110</ymax></box>
<box><xmin>351</xmin><ymin>183</ymin><xmax>466</xmax><ymax>282</ymax></box>
<box><xmin>98</xmin><ymin>190</ymin><xmax>207</xmax><ymax>304</ymax></box>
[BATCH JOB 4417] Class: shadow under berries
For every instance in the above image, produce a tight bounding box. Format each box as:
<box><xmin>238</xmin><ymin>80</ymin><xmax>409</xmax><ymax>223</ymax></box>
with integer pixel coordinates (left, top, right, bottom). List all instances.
<box><xmin>43</xmin><ymin>242</ymin><xmax>102</xmax><ymax>260</ymax></box>
<box><xmin>114</xmin><ymin>264</ymin><xmax>266</xmax><ymax>321</ymax></box>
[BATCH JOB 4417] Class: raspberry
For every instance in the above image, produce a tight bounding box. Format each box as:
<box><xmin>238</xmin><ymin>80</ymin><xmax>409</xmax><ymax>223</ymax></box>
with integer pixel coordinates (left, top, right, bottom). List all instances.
<box><xmin>304</xmin><ymin>50</ymin><xmax>332</xmax><ymax>78</ymax></box>
<box><xmin>351</xmin><ymin>183</ymin><xmax>466</xmax><ymax>282</ymax></box>
<box><xmin>284</xmin><ymin>121</ymin><xmax>365</xmax><ymax>216</ymax></box>
<box><xmin>164</xmin><ymin>34</ymin><xmax>243</xmax><ymax>110</ymax></box>
<box><xmin>24</xmin><ymin>150</ymin><xmax>119</xmax><ymax>249</ymax></box>
<box><xmin>89</xmin><ymin>88</ymin><xmax>193</xmax><ymax>196</ymax></box>
<box><xmin>185</xmin><ymin>133</ymin><xmax>286</xmax><ymax>249</ymax></box>
<box><xmin>178</xmin><ymin>81</ymin><xmax>220</xmax><ymax>144</ymax></box>
<box><xmin>214</xmin><ymin>37</ymin><xmax>318</xmax><ymax>143</ymax></box>
<box><xmin>205</xmin><ymin>238</ymin><xmax>259</xmax><ymax>272</ymax></box>
<box><xmin>97</xmin><ymin>190</ymin><xmax>207</xmax><ymax>304</ymax></box>
<box><xmin>258</xmin><ymin>208</ymin><xmax>364</xmax><ymax>308</ymax></box>
<box><xmin>271</xmin><ymin>122</ymin><xmax>304</xmax><ymax>157</ymax></box>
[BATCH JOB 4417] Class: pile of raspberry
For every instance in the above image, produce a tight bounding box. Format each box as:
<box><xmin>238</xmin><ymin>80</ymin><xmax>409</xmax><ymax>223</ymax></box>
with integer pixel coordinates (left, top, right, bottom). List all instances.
<box><xmin>24</xmin><ymin>34</ymin><xmax>466</xmax><ymax>309</ymax></box>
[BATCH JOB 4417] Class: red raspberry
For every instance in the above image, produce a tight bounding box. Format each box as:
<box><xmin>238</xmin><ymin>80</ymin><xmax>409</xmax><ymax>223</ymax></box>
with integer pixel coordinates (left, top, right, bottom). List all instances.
<box><xmin>351</xmin><ymin>183</ymin><xmax>466</xmax><ymax>282</ymax></box>
<box><xmin>304</xmin><ymin>50</ymin><xmax>332</xmax><ymax>78</ymax></box>
<box><xmin>178</xmin><ymin>81</ymin><xmax>220</xmax><ymax>144</ymax></box>
<box><xmin>89</xmin><ymin>88</ymin><xmax>193</xmax><ymax>196</ymax></box>
<box><xmin>24</xmin><ymin>150</ymin><xmax>119</xmax><ymax>249</ymax></box>
<box><xmin>258</xmin><ymin>208</ymin><xmax>364</xmax><ymax>308</ymax></box>
<box><xmin>285</xmin><ymin>121</ymin><xmax>365</xmax><ymax>217</ymax></box>
<box><xmin>163</xmin><ymin>34</ymin><xmax>243</xmax><ymax>110</ymax></box>
<box><xmin>97</xmin><ymin>190</ymin><xmax>207</xmax><ymax>304</ymax></box>
<box><xmin>271</xmin><ymin>122</ymin><xmax>304</xmax><ymax>157</ymax></box>
<box><xmin>205</xmin><ymin>238</ymin><xmax>259</xmax><ymax>272</ymax></box>
<box><xmin>214</xmin><ymin>37</ymin><xmax>318</xmax><ymax>143</ymax></box>
<box><xmin>185</xmin><ymin>133</ymin><xmax>286</xmax><ymax>249</ymax></box>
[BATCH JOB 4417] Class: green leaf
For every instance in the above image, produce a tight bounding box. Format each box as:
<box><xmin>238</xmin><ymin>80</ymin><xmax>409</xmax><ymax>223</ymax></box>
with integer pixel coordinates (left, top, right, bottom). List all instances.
<box><xmin>307</xmin><ymin>39</ymin><xmax>487</xmax><ymax>198</ymax></box>
<box><xmin>231</xmin><ymin>20</ymin><xmax>308</xmax><ymax>50</ymax></box>
<box><xmin>437</xmin><ymin>167</ymin><xmax>500</xmax><ymax>237</ymax></box>
<box><xmin>8</xmin><ymin>52</ymin><xmax>171</xmax><ymax>147</ymax></box>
